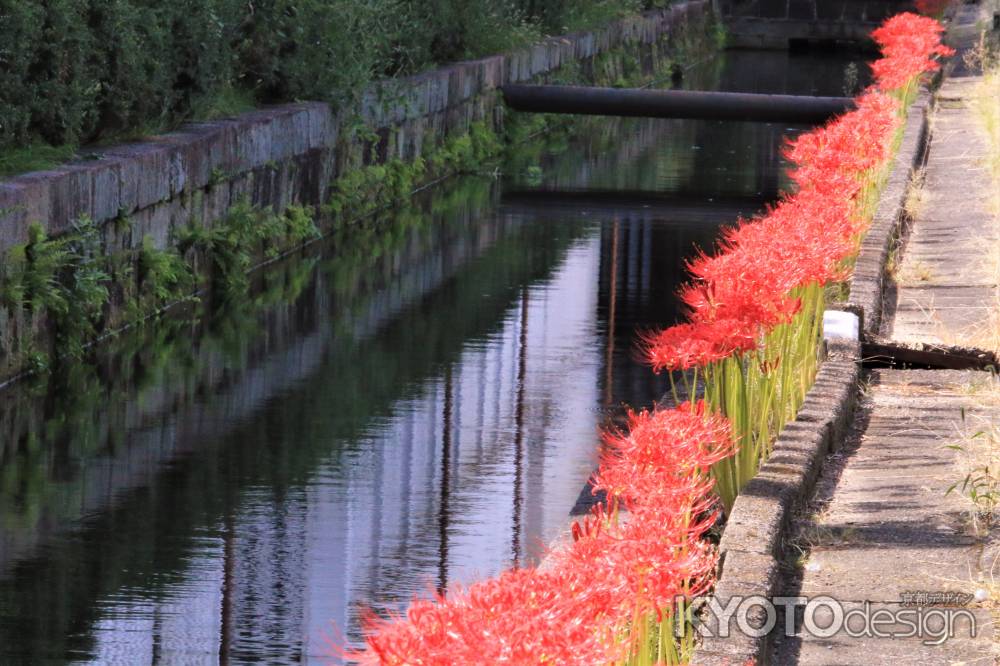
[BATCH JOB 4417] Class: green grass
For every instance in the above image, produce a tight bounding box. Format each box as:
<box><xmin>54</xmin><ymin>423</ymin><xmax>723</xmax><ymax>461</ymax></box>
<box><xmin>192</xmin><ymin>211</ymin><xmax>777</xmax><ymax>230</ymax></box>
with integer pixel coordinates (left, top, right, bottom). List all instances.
<box><xmin>0</xmin><ymin>88</ymin><xmax>257</xmax><ymax>179</ymax></box>
<box><xmin>0</xmin><ymin>143</ymin><xmax>80</xmax><ymax>178</ymax></box>
<box><xmin>187</xmin><ymin>86</ymin><xmax>257</xmax><ymax>123</ymax></box>
<box><xmin>557</xmin><ymin>0</ymin><xmax>645</xmax><ymax>33</ymax></box>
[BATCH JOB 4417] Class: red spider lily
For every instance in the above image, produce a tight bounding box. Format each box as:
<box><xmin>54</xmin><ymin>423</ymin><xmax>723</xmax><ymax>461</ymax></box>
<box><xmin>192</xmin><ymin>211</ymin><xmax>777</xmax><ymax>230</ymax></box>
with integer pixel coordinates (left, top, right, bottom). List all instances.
<box><xmin>870</xmin><ymin>12</ymin><xmax>954</xmax><ymax>90</ymax></box>
<box><xmin>680</xmin><ymin>280</ymin><xmax>802</xmax><ymax>331</ymax></box>
<box><xmin>646</xmin><ymin>88</ymin><xmax>902</xmax><ymax>373</ymax></box>
<box><xmin>642</xmin><ymin>318</ymin><xmax>759</xmax><ymax>372</ymax></box>
<box><xmin>355</xmin><ymin>566</ymin><xmax>624</xmax><ymax>665</ymax></box>
<box><xmin>592</xmin><ymin>403</ymin><xmax>734</xmax><ymax>505</ymax></box>
<box><xmin>785</xmin><ymin>91</ymin><xmax>900</xmax><ymax>193</ymax></box>
<box><xmin>354</xmin><ymin>402</ymin><xmax>731</xmax><ymax>665</ymax></box>
<box><xmin>871</xmin><ymin>12</ymin><xmax>953</xmax><ymax>59</ymax></box>
<box><xmin>559</xmin><ymin>507</ymin><xmax>720</xmax><ymax>614</ymax></box>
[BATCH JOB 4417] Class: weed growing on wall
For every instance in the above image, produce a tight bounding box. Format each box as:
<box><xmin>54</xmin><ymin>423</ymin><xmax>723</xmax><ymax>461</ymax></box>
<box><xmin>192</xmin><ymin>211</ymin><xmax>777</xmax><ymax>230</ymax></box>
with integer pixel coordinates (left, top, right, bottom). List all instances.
<box><xmin>0</xmin><ymin>200</ymin><xmax>321</xmax><ymax>374</ymax></box>
<box><xmin>0</xmin><ymin>219</ymin><xmax>109</xmax><ymax>360</ymax></box>
<box><xmin>178</xmin><ymin>201</ymin><xmax>321</xmax><ymax>298</ymax></box>
<box><xmin>325</xmin><ymin>120</ymin><xmax>502</xmax><ymax>225</ymax></box>
<box><xmin>131</xmin><ymin>236</ymin><xmax>196</xmax><ymax>319</ymax></box>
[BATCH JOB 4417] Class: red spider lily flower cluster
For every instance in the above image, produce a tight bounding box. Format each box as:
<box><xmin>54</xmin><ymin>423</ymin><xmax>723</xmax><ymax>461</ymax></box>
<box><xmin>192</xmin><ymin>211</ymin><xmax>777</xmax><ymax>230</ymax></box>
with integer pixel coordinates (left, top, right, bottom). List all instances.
<box><xmin>353</xmin><ymin>403</ymin><xmax>733</xmax><ymax>665</ymax></box>
<box><xmin>350</xmin><ymin>13</ymin><xmax>952</xmax><ymax>666</ymax></box>
<box><xmin>645</xmin><ymin>14</ymin><xmax>950</xmax><ymax>373</ymax></box>
<box><xmin>870</xmin><ymin>12</ymin><xmax>954</xmax><ymax>90</ymax></box>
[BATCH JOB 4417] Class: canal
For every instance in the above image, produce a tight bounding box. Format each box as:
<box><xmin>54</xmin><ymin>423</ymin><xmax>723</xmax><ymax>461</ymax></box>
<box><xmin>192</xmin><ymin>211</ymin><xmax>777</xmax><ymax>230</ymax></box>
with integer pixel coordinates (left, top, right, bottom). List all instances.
<box><xmin>0</xmin><ymin>49</ymin><xmax>866</xmax><ymax>663</ymax></box>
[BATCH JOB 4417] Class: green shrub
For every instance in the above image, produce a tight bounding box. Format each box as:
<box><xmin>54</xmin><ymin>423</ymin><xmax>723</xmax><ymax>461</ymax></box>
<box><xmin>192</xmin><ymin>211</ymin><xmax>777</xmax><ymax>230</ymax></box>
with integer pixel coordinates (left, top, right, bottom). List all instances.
<box><xmin>0</xmin><ymin>0</ymin><xmax>677</xmax><ymax>161</ymax></box>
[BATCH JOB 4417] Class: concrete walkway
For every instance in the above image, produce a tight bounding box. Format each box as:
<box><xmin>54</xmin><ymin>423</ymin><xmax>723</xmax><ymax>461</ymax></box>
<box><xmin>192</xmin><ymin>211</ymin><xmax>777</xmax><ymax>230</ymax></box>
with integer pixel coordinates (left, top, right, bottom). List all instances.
<box><xmin>773</xmin><ymin>4</ymin><xmax>1000</xmax><ymax>663</ymax></box>
<box><xmin>774</xmin><ymin>370</ymin><xmax>999</xmax><ymax>664</ymax></box>
<box><xmin>887</xmin><ymin>3</ymin><xmax>998</xmax><ymax>349</ymax></box>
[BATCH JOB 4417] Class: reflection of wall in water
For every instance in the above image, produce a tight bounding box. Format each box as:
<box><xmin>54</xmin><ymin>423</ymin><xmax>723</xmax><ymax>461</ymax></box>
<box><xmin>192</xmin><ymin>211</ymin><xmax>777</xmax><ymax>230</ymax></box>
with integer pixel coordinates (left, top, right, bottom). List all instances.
<box><xmin>290</xmin><ymin>223</ymin><xmax>604</xmax><ymax>656</ymax></box>
<box><xmin>0</xmin><ymin>191</ymin><xmax>558</xmax><ymax>661</ymax></box>
<box><xmin>596</xmin><ymin>213</ymin><xmax>726</xmax><ymax>411</ymax></box>
<box><xmin>0</xmin><ymin>188</ymin><xmax>514</xmax><ymax>572</ymax></box>
<box><xmin>0</xmin><ymin>194</ymin><xmax>607</xmax><ymax>662</ymax></box>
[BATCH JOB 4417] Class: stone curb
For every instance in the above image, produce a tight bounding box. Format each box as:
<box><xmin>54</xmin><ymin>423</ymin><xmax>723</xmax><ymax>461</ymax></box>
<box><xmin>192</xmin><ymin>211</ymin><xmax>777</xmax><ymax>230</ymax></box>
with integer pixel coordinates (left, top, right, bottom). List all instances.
<box><xmin>846</xmin><ymin>90</ymin><xmax>932</xmax><ymax>340</ymax></box>
<box><xmin>690</xmin><ymin>83</ymin><xmax>933</xmax><ymax>665</ymax></box>
<box><xmin>689</xmin><ymin>338</ymin><xmax>861</xmax><ymax>665</ymax></box>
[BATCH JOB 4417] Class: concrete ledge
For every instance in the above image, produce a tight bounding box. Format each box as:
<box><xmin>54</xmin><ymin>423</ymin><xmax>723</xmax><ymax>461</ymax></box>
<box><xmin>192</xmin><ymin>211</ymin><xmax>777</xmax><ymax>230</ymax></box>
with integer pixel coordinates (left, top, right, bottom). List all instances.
<box><xmin>847</xmin><ymin>90</ymin><xmax>932</xmax><ymax>339</ymax></box>
<box><xmin>690</xmin><ymin>339</ymin><xmax>861</xmax><ymax>665</ymax></box>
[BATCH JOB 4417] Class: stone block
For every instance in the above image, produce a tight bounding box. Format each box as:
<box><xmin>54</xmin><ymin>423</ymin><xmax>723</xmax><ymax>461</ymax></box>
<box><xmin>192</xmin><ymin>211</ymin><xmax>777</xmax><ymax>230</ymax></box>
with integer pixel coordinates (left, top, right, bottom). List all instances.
<box><xmin>102</xmin><ymin>142</ymin><xmax>175</xmax><ymax>214</ymax></box>
<box><xmin>129</xmin><ymin>203</ymin><xmax>172</xmax><ymax>251</ymax></box>
<box><xmin>720</xmin><ymin>491</ymin><xmax>786</xmax><ymax>557</ymax></box>
<box><xmin>0</xmin><ymin>182</ymin><xmax>32</xmax><ymax>252</ymax></box>
<box><xmin>788</xmin><ymin>0</ymin><xmax>816</xmax><ymax>19</ymax></box>
<box><xmin>41</xmin><ymin>163</ymin><xmax>100</xmax><ymax>235</ymax></box>
<box><xmin>481</xmin><ymin>55</ymin><xmax>505</xmax><ymax>90</ymax></box>
<box><xmin>817</xmin><ymin>0</ymin><xmax>847</xmax><ymax>20</ymax></box>
<box><xmin>759</xmin><ymin>0</ymin><xmax>788</xmax><ymax>18</ymax></box>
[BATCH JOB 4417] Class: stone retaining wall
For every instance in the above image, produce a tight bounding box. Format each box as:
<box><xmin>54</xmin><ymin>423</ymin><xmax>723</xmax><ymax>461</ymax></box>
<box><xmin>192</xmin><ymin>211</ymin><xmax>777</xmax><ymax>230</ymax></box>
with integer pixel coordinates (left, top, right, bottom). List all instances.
<box><xmin>720</xmin><ymin>0</ymin><xmax>912</xmax><ymax>48</ymax></box>
<box><xmin>0</xmin><ymin>1</ymin><xmax>709</xmax><ymax>257</ymax></box>
<box><xmin>691</xmin><ymin>339</ymin><xmax>861</xmax><ymax>665</ymax></box>
<box><xmin>847</xmin><ymin>91</ymin><xmax>932</xmax><ymax>339</ymax></box>
<box><xmin>0</xmin><ymin>0</ymin><xmax>714</xmax><ymax>383</ymax></box>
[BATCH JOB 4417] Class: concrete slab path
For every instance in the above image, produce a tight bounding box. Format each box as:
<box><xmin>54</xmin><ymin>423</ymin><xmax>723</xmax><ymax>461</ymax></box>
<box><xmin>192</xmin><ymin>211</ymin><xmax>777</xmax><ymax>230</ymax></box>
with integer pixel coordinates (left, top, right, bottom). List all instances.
<box><xmin>887</xmin><ymin>3</ymin><xmax>999</xmax><ymax>349</ymax></box>
<box><xmin>774</xmin><ymin>370</ymin><xmax>999</xmax><ymax>664</ymax></box>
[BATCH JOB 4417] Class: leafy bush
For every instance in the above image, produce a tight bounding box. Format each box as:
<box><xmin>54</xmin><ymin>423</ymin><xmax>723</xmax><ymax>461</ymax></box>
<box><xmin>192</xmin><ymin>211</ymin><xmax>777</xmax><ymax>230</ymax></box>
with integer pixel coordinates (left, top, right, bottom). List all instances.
<box><xmin>0</xmin><ymin>0</ymin><xmax>674</xmax><ymax>161</ymax></box>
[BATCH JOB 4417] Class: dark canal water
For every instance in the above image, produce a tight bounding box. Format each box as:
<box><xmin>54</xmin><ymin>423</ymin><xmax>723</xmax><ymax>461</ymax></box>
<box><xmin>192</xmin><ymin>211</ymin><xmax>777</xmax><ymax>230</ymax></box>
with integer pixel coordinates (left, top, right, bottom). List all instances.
<box><xmin>0</xmin><ymin>49</ymin><xmax>866</xmax><ymax>663</ymax></box>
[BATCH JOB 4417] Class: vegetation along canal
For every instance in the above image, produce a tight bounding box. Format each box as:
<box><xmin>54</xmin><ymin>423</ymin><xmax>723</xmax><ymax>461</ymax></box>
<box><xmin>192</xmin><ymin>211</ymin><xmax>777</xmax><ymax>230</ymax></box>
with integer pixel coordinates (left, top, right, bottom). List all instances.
<box><xmin>0</xmin><ymin>48</ymin><xmax>866</xmax><ymax>663</ymax></box>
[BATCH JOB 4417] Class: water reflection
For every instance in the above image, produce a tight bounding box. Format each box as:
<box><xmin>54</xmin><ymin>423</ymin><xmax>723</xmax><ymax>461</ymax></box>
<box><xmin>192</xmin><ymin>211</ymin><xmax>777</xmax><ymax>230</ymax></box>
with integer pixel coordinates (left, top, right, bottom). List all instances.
<box><xmin>0</xmin><ymin>48</ymin><xmax>867</xmax><ymax>663</ymax></box>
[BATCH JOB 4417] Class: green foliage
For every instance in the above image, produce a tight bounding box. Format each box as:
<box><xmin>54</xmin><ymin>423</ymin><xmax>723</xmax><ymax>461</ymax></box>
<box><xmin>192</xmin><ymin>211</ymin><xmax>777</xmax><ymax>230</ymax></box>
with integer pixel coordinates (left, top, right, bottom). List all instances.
<box><xmin>541</xmin><ymin>0</ymin><xmax>645</xmax><ymax>33</ymax></box>
<box><xmin>325</xmin><ymin>120</ymin><xmax>501</xmax><ymax>223</ymax></box>
<box><xmin>0</xmin><ymin>143</ymin><xmax>80</xmax><ymax>178</ymax></box>
<box><xmin>428</xmin><ymin>121</ymin><xmax>503</xmax><ymax>173</ymax></box>
<box><xmin>326</xmin><ymin>159</ymin><xmax>426</xmax><ymax>222</ymax></box>
<box><xmin>0</xmin><ymin>1</ymin><xmax>239</xmax><ymax>150</ymax></box>
<box><xmin>4</xmin><ymin>223</ymin><xmax>68</xmax><ymax>315</ymax></box>
<box><xmin>1</xmin><ymin>219</ymin><xmax>110</xmax><ymax>359</ymax></box>
<box><xmin>179</xmin><ymin>201</ymin><xmax>320</xmax><ymax>297</ymax></box>
<box><xmin>137</xmin><ymin>236</ymin><xmax>194</xmax><ymax>305</ymax></box>
<box><xmin>712</xmin><ymin>20</ymin><xmax>728</xmax><ymax>49</ymax></box>
<box><xmin>232</xmin><ymin>0</ymin><xmax>391</xmax><ymax>106</ymax></box>
<box><xmin>0</xmin><ymin>198</ymin><xmax>319</xmax><ymax>373</ymax></box>
<box><xmin>59</xmin><ymin>218</ymin><xmax>111</xmax><ymax>353</ymax></box>
<box><xmin>0</xmin><ymin>0</ymin><xmax>680</xmax><ymax>161</ymax></box>
<box><xmin>388</xmin><ymin>0</ymin><xmax>541</xmax><ymax>70</ymax></box>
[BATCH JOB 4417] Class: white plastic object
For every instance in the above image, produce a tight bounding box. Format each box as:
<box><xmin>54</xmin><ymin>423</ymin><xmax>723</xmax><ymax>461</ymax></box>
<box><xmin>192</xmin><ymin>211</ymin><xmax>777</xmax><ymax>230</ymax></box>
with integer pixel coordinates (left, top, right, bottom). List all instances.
<box><xmin>822</xmin><ymin>310</ymin><xmax>860</xmax><ymax>341</ymax></box>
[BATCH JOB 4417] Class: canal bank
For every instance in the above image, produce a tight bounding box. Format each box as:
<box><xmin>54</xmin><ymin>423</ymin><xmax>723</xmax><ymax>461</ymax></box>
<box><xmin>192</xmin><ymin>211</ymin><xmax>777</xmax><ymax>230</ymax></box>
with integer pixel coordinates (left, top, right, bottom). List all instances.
<box><xmin>0</xmin><ymin>1</ymin><xmax>717</xmax><ymax>385</ymax></box>
<box><xmin>0</xmin><ymin>40</ymin><xmax>872</xmax><ymax>661</ymax></box>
